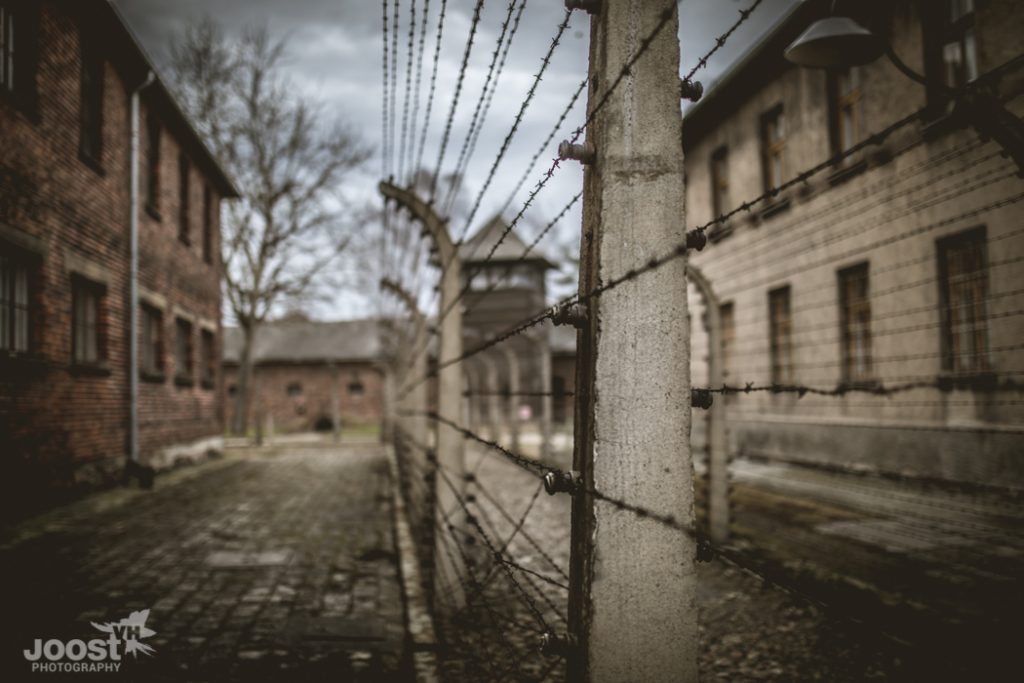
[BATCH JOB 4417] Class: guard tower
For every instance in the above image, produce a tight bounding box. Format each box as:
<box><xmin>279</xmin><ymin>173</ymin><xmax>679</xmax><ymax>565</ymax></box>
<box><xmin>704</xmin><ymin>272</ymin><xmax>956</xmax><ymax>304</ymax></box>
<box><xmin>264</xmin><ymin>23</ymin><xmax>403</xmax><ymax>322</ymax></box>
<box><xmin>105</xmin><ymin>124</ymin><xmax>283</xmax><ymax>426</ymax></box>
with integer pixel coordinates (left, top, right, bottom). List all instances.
<box><xmin>458</xmin><ymin>215</ymin><xmax>557</xmax><ymax>452</ymax></box>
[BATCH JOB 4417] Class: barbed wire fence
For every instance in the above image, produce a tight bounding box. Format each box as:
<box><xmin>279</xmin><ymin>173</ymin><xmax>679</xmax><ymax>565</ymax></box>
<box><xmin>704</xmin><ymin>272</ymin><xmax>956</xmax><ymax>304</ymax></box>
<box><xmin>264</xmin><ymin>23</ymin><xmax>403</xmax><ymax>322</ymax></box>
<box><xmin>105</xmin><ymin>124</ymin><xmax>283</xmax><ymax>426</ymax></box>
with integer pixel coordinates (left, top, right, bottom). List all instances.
<box><xmin>376</xmin><ymin>0</ymin><xmax>1024</xmax><ymax>681</ymax></box>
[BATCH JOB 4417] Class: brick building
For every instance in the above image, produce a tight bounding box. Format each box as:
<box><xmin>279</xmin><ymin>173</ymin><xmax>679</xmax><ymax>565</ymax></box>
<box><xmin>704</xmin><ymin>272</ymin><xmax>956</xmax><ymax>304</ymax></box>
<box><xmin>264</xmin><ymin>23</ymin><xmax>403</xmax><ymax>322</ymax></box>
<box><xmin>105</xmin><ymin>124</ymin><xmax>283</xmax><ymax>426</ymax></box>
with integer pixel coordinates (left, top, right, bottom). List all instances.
<box><xmin>683</xmin><ymin>0</ymin><xmax>1024</xmax><ymax>488</ymax></box>
<box><xmin>0</xmin><ymin>0</ymin><xmax>237</xmax><ymax>511</ymax></box>
<box><xmin>222</xmin><ymin>318</ymin><xmax>385</xmax><ymax>434</ymax></box>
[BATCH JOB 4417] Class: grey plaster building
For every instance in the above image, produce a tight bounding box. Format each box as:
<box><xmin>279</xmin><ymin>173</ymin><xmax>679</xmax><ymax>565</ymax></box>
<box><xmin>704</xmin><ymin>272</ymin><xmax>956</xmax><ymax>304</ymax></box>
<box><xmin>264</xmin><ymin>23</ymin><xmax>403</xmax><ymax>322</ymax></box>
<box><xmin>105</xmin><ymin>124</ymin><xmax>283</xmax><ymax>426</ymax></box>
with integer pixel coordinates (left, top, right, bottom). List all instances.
<box><xmin>684</xmin><ymin>0</ymin><xmax>1024</xmax><ymax>488</ymax></box>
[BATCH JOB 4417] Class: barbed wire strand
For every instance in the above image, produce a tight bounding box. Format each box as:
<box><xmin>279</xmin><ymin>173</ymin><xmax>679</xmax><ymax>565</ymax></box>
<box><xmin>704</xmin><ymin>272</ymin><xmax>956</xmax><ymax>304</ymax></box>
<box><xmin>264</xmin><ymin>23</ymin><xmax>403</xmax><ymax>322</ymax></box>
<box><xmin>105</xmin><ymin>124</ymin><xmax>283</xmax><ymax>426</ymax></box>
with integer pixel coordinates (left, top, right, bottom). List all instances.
<box><xmin>428</xmin><ymin>0</ymin><xmax>487</xmax><ymax>202</ymax></box>
<box><xmin>443</xmin><ymin>0</ymin><xmax>530</xmax><ymax>213</ymax></box>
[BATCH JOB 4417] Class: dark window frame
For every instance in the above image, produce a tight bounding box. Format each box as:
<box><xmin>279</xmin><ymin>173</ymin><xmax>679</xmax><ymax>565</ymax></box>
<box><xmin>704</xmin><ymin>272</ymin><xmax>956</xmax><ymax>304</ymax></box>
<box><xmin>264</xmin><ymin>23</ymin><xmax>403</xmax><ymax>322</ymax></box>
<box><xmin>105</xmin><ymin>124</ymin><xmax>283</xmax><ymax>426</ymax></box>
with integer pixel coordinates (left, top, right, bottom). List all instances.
<box><xmin>71</xmin><ymin>275</ymin><xmax>106</xmax><ymax>368</ymax></box>
<box><xmin>348</xmin><ymin>379</ymin><xmax>366</xmax><ymax>397</ymax></box>
<box><xmin>710</xmin><ymin>146</ymin><xmax>730</xmax><ymax>220</ymax></box>
<box><xmin>828</xmin><ymin>67</ymin><xmax>864</xmax><ymax>157</ymax></box>
<box><xmin>937</xmin><ymin>226</ymin><xmax>990</xmax><ymax>374</ymax></box>
<box><xmin>199</xmin><ymin>328</ymin><xmax>215</xmax><ymax>388</ymax></box>
<box><xmin>178</xmin><ymin>153</ymin><xmax>191</xmax><ymax>245</ymax></box>
<box><xmin>78</xmin><ymin>35</ymin><xmax>105</xmax><ymax>170</ymax></box>
<box><xmin>838</xmin><ymin>262</ymin><xmax>873</xmax><ymax>385</ymax></box>
<box><xmin>760</xmin><ymin>105</ymin><xmax>785</xmax><ymax>193</ymax></box>
<box><xmin>0</xmin><ymin>2</ymin><xmax>39</xmax><ymax>117</ymax></box>
<box><xmin>174</xmin><ymin>316</ymin><xmax>194</xmax><ymax>385</ymax></box>
<box><xmin>0</xmin><ymin>244</ymin><xmax>34</xmax><ymax>355</ymax></box>
<box><xmin>140</xmin><ymin>303</ymin><xmax>164</xmax><ymax>380</ymax></box>
<box><xmin>145</xmin><ymin>110</ymin><xmax>161</xmax><ymax>219</ymax></box>
<box><xmin>202</xmin><ymin>185</ymin><xmax>213</xmax><ymax>263</ymax></box>
<box><xmin>768</xmin><ymin>286</ymin><xmax>792</xmax><ymax>385</ymax></box>
<box><xmin>286</xmin><ymin>381</ymin><xmax>303</xmax><ymax>397</ymax></box>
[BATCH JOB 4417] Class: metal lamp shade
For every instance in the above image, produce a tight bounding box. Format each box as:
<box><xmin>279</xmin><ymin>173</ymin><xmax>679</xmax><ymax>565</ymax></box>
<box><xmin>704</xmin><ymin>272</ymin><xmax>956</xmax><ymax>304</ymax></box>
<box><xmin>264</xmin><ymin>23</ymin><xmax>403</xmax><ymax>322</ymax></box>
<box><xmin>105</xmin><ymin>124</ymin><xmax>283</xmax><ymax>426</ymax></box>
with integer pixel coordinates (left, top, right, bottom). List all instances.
<box><xmin>784</xmin><ymin>16</ymin><xmax>885</xmax><ymax>68</ymax></box>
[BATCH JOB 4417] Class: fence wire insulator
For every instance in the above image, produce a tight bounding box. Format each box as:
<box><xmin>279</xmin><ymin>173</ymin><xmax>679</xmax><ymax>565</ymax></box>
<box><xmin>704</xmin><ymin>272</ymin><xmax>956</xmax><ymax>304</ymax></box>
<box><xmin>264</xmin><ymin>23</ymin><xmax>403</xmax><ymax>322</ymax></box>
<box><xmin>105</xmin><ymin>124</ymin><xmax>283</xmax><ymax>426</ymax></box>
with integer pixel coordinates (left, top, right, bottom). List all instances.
<box><xmin>551</xmin><ymin>302</ymin><xmax>587</xmax><ymax>328</ymax></box>
<box><xmin>543</xmin><ymin>469</ymin><xmax>580</xmax><ymax>496</ymax></box>
<box><xmin>558</xmin><ymin>139</ymin><xmax>596</xmax><ymax>165</ymax></box>
<box><xmin>539</xmin><ymin>631</ymin><xmax>577</xmax><ymax>657</ymax></box>
<box><xmin>691</xmin><ymin>388</ymin><xmax>713</xmax><ymax>410</ymax></box>
<box><xmin>696</xmin><ymin>538</ymin><xmax>715</xmax><ymax>563</ymax></box>
<box><xmin>564</xmin><ymin>0</ymin><xmax>600</xmax><ymax>13</ymax></box>
<box><xmin>679</xmin><ymin>78</ymin><xmax>704</xmax><ymax>103</ymax></box>
<box><xmin>686</xmin><ymin>228</ymin><xmax>708</xmax><ymax>251</ymax></box>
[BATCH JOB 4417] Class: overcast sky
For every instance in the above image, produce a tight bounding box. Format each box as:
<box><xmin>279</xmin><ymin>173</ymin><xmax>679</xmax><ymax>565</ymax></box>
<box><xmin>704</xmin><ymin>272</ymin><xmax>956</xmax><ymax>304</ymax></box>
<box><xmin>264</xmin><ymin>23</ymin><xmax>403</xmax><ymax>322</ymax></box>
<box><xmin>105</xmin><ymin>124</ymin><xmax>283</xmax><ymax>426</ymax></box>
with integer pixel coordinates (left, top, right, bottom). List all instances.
<box><xmin>112</xmin><ymin>0</ymin><xmax>799</xmax><ymax>319</ymax></box>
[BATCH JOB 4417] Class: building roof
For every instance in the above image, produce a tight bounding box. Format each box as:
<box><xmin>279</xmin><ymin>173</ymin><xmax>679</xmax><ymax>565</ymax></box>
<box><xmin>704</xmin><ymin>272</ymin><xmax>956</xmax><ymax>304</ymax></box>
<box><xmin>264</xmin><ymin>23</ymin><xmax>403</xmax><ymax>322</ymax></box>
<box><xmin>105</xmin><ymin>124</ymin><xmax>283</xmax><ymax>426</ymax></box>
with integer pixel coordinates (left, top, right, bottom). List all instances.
<box><xmin>223</xmin><ymin>319</ymin><xmax>382</xmax><ymax>365</ymax></box>
<box><xmin>683</xmin><ymin>0</ymin><xmax>823</xmax><ymax>148</ymax></box>
<box><xmin>459</xmin><ymin>214</ymin><xmax>556</xmax><ymax>268</ymax></box>
<box><xmin>85</xmin><ymin>1</ymin><xmax>239</xmax><ymax>197</ymax></box>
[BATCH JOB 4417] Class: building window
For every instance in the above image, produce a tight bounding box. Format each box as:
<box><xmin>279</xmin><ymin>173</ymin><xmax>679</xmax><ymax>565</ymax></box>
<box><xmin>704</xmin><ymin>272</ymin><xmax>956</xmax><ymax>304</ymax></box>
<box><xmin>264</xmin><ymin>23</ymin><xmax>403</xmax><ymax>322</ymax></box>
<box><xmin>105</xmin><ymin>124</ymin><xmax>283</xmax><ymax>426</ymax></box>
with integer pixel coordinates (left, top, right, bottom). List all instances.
<box><xmin>178</xmin><ymin>153</ymin><xmax>190</xmax><ymax>245</ymax></box>
<box><xmin>140</xmin><ymin>304</ymin><xmax>163</xmax><ymax>377</ymax></box>
<box><xmin>0</xmin><ymin>3</ymin><xmax>15</xmax><ymax>94</ymax></box>
<box><xmin>79</xmin><ymin>39</ymin><xmax>104</xmax><ymax>166</ymax></box>
<box><xmin>0</xmin><ymin>249</ymin><xmax>31</xmax><ymax>353</ymax></box>
<box><xmin>227</xmin><ymin>384</ymin><xmax>237</xmax><ymax>397</ymax></box>
<box><xmin>72</xmin><ymin>277</ymin><xmax>104</xmax><ymax>365</ymax></box>
<box><xmin>760</xmin><ymin>106</ymin><xmax>785</xmax><ymax>191</ymax></box>
<box><xmin>839</xmin><ymin>263</ymin><xmax>872</xmax><ymax>384</ymax></box>
<box><xmin>719</xmin><ymin>302</ymin><xmax>734</xmax><ymax>384</ymax></box>
<box><xmin>146</xmin><ymin>112</ymin><xmax>161</xmax><ymax>216</ymax></box>
<box><xmin>830</xmin><ymin>67</ymin><xmax>863</xmax><ymax>154</ymax></box>
<box><xmin>768</xmin><ymin>286</ymin><xmax>792</xmax><ymax>384</ymax></box>
<box><xmin>202</xmin><ymin>186</ymin><xmax>213</xmax><ymax>264</ymax></box>
<box><xmin>0</xmin><ymin>2</ymin><xmax>38</xmax><ymax>110</ymax></box>
<box><xmin>941</xmin><ymin>0</ymin><xmax>978</xmax><ymax>89</ymax></box>
<box><xmin>286</xmin><ymin>382</ymin><xmax>303</xmax><ymax>397</ymax></box>
<box><xmin>348</xmin><ymin>380</ymin><xmax>365</xmax><ymax>397</ymax></box>
<box><xmin>710</xmin><ymin>146</ymin><xmax>730</xmax><ymax>219</ymax></box>
<box><xmin>938</xmin><ymin>227</ymin><xmax>989</xmax><ymax>373</ymax></box>
<box><xmin>174</xmin><ymin>317</ymin><xmax>193</xmax><ymax>384</ymax></box>
<box><xmin>200</xmin><ymin>329</ymin><xmax>215</xmax><ymax>387</ymax></box>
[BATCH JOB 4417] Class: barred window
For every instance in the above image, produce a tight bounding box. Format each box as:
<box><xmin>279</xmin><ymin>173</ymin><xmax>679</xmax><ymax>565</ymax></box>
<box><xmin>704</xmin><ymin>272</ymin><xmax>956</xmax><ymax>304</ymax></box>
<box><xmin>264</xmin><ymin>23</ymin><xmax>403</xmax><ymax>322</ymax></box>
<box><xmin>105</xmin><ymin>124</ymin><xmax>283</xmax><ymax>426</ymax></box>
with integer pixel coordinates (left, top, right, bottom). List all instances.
<box><xmin>839</xmin><ymin>263</ymin><xmax>872</xmax><ymax>383</ymax></box>
<box><xmin>830</xmin><ymin>67</ymin><xmax>863</xmax><ymax>154</ymax></box>
<box><xmin>768</xmin><ymin>286</ymin><xmax>792</xmax><ymax>384</ymax></box>
<box><xmin>0</xmin><ymin>249</ymin><xmax>30</xmax><ymax>353</ymax></box>
<box><xmin>938</xmin><ymin>227</ymin><xmax>989</xmax><ymax>373</ymax></box>
<box><xmin>72</xmin><ymin>278</ymin><xmax>103</xmax><ymax>364</ymax></box>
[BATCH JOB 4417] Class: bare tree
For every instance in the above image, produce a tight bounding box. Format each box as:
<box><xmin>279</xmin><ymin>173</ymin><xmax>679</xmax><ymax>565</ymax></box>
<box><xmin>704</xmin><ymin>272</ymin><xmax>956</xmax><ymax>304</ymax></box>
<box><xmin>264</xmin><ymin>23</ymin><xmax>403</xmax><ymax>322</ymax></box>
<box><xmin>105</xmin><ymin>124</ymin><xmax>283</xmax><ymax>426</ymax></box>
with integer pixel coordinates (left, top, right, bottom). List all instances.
<box><xmin>168</xmin><ymin>20</ymin><xmax>371</xmax><ymax>434</ymax></box>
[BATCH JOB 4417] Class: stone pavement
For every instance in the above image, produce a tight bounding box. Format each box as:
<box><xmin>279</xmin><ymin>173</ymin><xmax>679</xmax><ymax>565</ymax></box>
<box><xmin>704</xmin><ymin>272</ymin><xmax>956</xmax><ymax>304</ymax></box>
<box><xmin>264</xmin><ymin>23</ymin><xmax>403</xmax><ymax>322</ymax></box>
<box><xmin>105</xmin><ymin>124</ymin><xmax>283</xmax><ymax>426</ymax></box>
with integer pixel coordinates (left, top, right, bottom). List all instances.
<box><xmin>0</xmin><ymin>441</ymin><xmax>411</xmax><ymax>682</ymax></box>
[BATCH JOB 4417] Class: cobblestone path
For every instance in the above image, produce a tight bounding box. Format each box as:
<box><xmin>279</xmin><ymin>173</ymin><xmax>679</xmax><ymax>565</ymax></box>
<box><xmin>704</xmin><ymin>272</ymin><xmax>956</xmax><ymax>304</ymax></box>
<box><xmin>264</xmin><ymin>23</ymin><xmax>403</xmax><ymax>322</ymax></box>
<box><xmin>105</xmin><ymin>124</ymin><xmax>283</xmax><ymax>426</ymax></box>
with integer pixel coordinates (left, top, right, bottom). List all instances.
<box><xmin>0</xmin><ymin>442</ymin><xmax>410</xmax><ymax>682</ymax></box>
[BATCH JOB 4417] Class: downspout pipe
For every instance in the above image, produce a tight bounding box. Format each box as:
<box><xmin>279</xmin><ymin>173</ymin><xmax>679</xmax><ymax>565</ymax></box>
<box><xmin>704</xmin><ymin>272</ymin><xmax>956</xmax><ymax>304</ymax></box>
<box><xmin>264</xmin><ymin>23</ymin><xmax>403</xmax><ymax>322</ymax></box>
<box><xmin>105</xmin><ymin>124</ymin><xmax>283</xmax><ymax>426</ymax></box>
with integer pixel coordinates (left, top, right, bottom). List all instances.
<box><xmin>129</xmin><ymin>70</ymin><xmax>155</xmax><ymax>484</ymax></box>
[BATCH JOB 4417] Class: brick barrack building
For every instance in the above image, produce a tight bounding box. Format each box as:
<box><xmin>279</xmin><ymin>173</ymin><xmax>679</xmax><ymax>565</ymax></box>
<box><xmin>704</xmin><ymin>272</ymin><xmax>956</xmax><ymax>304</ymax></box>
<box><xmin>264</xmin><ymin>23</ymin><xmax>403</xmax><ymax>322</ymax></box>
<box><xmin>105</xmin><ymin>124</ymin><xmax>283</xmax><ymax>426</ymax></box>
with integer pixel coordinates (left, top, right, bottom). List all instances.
<box><xmin>0</xmin><ymin>0</ymin><xmax>237</xmax><ymax>513</ymax></box>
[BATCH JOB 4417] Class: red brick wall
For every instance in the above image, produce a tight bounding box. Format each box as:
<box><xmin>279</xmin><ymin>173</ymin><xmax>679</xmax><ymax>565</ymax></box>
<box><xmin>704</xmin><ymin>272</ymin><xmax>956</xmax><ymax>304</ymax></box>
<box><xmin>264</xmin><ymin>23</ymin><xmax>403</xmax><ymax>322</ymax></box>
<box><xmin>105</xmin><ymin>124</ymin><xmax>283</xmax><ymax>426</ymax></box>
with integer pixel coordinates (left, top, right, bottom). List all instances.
<box><xmin>223</xmin><ymin>361</ymin><xmax>384</xmax><ymax>433</ymax></box>
<box><xmin>0</xmin><ymin>3</ymin><xmax>224</xmax><ymax>508</ymax></box>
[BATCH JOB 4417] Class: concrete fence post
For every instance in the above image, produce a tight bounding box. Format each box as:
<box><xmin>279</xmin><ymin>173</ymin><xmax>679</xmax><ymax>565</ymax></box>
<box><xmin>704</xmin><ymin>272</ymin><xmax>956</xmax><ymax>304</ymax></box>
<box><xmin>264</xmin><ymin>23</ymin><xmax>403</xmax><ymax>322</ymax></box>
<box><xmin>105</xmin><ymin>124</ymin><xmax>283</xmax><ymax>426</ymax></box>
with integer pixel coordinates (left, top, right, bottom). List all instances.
<box><xmin>568</xmin><ymin>1</ymin><xmax>698</xmax><ymax>681</ymax></box>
